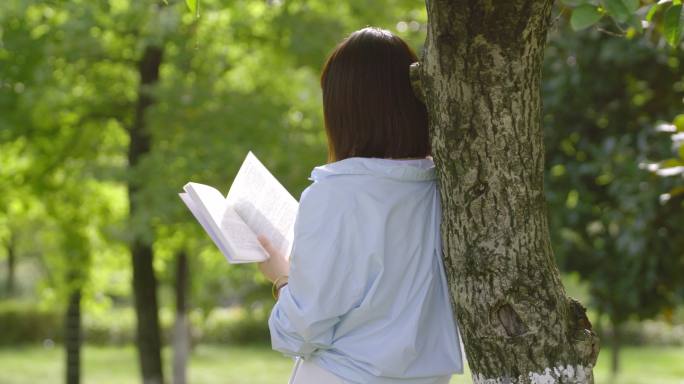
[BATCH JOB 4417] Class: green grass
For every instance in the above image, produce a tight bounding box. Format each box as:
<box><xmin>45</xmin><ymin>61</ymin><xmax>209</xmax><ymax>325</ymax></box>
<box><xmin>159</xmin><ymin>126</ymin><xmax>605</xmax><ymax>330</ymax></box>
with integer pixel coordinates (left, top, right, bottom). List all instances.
<box><xmin>0</xmin><ymin>344</ymin><xmax>682</xmax><ymax>383</ymax></box>
<box><xmin>593</xmin><ymin>346</ymin><xmax>684</xmax><ymax>384</ymax></box>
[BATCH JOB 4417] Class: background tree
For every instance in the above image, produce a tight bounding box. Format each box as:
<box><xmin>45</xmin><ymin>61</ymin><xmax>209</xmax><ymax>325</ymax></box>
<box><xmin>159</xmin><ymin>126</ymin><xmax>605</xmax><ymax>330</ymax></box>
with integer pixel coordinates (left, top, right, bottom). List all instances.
<box><xmin>543</xmin><ymin>24</ymin><xmax>684</xmax><ymax>375</ymax></box>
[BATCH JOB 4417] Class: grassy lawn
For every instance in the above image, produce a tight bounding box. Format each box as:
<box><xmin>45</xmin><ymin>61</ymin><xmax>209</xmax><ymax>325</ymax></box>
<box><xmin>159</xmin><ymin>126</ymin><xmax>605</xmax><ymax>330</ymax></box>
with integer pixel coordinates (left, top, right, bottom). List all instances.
<box><xmin>0</xmin><ymin>344</ymin><xmax>682</xmax><ymax>384</ymax></box>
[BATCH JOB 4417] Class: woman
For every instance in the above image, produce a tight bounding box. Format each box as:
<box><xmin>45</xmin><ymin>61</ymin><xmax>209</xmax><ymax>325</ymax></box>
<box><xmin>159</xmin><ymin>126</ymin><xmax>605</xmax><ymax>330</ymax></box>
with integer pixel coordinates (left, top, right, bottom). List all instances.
<box><xmin>257</xmin><ymin>26</ymin><xmax>463</xmax><ymax>384</ymax></box>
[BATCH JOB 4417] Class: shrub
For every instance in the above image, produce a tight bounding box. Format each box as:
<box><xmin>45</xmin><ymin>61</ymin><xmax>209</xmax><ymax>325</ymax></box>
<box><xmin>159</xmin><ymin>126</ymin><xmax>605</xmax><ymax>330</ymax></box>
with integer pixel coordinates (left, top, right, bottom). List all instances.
<box><xmin>601</xmin><ymin>320</ymin><xmax>684</xmax><ymax>347</ymax></box>
<box><xmin>198</xmin><ymin>306</ymin><xmax>271</xmax><ymax>345</ymax></box>
<box><xmin>83</xmin><ymin>308</ymin><xmax>137</xmax><ymax>346</ymax></box>
<box><xmin>0</xmin><ymin>301</ymin><xmax>62</xmax><ymax>345</ymax></box>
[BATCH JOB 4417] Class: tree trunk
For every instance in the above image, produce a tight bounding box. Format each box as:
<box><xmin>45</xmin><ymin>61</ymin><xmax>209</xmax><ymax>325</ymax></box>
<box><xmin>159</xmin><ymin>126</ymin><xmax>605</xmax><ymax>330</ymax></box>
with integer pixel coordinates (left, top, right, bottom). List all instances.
<box><xmin>412</xmin><ymin>1</ymin><xmax>600</xmax><ymax>382</ymax></box>
<box><xmin>173</xmin><ymin>250</ymin><xmax>190</xmax><ymax>384</ymax></box>
<box><xmin>128</xmin><ymin>44</ymin><xmax>165</xmax><ymax>384</ymax></box>
<box><xmin>65</xmin><ymin>289</ymin><xmax>81</xmax><ymax>384</ymax></box>
<box><xmin>610</xmin><ymin>321</ymin><xmax>620</xmax><ymax>377</ymax></box>
<box><xmin>5</xmin><ymin>232</ymin><xmax>16</xmax><ymax>296</ymax></box>
<box><xmin>595</xmin><ymin>309</ymin><xmax>603</xmax><ymax>340</ymax></box>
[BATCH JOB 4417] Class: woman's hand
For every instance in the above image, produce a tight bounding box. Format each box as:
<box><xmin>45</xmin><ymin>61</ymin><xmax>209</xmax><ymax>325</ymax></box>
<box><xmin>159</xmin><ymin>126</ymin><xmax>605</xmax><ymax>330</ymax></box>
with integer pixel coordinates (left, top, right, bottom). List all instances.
<box><xmin>257</xmin><ymin>235</ymin><xmax>290</xmax><ymax>282</ymax></box>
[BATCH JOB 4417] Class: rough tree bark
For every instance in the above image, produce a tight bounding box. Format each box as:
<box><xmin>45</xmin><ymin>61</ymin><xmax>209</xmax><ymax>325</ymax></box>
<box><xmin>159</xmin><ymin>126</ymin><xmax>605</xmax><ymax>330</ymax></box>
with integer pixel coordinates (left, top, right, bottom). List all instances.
<box><xmin>128</xmin><ymin>44</ymin><xmax>165</xmax><ymax>384</ymax></box>
<box><xmin>410</xmin><ymin>1</ymin><xmax>600</xmax><ymax>383</ymax></box>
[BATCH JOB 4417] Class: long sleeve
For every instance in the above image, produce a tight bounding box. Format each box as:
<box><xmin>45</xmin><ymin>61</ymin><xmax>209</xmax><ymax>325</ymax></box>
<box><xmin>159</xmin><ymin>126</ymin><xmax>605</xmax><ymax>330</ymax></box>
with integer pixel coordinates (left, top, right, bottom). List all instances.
<box><xmin>268</xmin><ymin>181</ymin><xmax>370</xmax><ymax>359</ymax></box>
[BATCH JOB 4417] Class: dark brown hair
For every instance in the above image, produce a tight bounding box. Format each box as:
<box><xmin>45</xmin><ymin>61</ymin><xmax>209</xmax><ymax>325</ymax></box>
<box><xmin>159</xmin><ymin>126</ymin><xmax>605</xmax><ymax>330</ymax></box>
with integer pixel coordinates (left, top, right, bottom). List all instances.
<box><xmin>320</xmin><ymin>27</ymin><xmax>430</xmax><ymax>162</ymax></box>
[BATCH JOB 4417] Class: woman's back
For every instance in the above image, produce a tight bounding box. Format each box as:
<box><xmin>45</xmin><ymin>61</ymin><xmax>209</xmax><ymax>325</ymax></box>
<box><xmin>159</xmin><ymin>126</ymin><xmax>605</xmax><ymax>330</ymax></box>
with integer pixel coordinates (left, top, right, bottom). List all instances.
<box><xmin>269</xmin><ymin>157</ymin><xmax>463</xmax><ymax>384</ymax></box>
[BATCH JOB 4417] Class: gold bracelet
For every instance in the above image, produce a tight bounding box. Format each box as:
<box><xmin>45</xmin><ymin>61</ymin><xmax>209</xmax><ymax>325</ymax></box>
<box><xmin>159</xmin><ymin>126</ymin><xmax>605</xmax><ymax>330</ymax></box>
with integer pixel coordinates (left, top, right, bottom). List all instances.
<box><xmin>275</xmin><ymin>282</ymin><xmax>288</xmax><ymax>300</ymax></box>
<box><xmin>272</xmin><ymin>275</ymin><xmax>289</xmax><ymax>300</ymax></box>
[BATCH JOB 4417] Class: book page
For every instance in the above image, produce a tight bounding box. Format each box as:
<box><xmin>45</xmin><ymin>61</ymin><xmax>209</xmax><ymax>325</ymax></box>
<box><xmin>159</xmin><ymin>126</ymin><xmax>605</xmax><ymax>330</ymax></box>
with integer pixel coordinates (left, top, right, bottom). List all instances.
<box><xmin>179</xmin><ymin>192</ymin><xmax>232</xmax><ymax>257</ymax></box>
<box><xmin>226</xmin><ymin>151</ymin><xmax>299</xmax><ymax>260</ymax></box>
<box><xmin>180</xmin><ymin>185</ymin><xmax>235</xmax><ymax>260</ymax></box>
<box><xmin>181</xmin><ymin>182</ymin><xmax>265</xmax><ymax>263</ymax></box>
<box><xmin>219</xmin><ymin>206</ymin><xmax>268</xmax><ymax>262</ymax></box>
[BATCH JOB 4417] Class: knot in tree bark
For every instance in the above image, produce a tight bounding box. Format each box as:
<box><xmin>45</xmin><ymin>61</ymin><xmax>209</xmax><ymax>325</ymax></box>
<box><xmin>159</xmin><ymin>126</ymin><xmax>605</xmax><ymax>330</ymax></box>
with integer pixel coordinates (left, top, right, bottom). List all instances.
<box><xmin>497</xmin><ymin>303</ymin><xmax>529</xmax><ymax>337</ymax></box>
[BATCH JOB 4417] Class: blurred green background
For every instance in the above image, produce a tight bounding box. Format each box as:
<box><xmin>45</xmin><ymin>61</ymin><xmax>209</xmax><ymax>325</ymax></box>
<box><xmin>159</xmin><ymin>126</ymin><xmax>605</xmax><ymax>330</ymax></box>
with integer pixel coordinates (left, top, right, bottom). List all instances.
<box><xmin>1</xmin><ymin>0</ymin><xmax>683</xmax><ymax>383</ymax></box>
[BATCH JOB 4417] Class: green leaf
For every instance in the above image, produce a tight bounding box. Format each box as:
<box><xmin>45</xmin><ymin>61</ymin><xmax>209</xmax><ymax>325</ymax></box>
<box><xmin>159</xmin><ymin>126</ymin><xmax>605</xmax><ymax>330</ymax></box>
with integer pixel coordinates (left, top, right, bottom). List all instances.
<box><xmin>674</xmin><ymin>114</ymin><xmax>684</xmax><ymax>132</ymax></box>
<box><xmin>646</xmin><ymin>3</ymin><xmax>661</xmax><ymax>21</ymax></box>
<box><xmin>661</xmin><ymin>158</ymin><xmax>684</xmax><ymax>168</ymax></box>
<box><xmin>603</xmin><ymin>0</ymin><xmax>632</xmax><ymax>22</ymax></box>
<box><xmin>571</xmin><ymin>4</ymin><xmax>604</xmax><ymax>30</ymax></box>
<box><xmin>664</xmin><ymin>4</ymin><xmax>683</xmax><ymax>47</ymax></box>
<box><xmin>185</xmin><ymin>0</ymin><xmax>197</xmax><ymax>13</ymax></box>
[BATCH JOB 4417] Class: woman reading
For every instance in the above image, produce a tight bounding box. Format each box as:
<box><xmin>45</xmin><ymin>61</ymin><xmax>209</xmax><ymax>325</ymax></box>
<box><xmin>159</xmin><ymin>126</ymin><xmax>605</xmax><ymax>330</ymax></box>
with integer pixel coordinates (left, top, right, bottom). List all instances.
<box><xmin>257</xmin><ymin>26</ymin><xmax>464</xmax><ymax>384</ymax></box>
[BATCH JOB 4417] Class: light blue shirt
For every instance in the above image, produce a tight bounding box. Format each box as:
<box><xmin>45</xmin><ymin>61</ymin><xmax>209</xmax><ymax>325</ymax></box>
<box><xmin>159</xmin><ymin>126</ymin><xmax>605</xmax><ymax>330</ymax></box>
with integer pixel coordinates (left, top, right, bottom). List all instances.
<box><xmin>268</xmin><ymin>156</ymin><xmax>464</xmax><ymax>384</ymax></box>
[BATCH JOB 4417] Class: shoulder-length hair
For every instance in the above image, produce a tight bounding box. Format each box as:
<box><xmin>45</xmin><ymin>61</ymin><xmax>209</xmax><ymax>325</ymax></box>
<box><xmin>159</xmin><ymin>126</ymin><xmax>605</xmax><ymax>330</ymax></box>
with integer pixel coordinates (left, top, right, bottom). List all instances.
<box><xmin>320</xmin><ymin>27</ymin><xmax>430</xmax><ymax>162</ymax></box>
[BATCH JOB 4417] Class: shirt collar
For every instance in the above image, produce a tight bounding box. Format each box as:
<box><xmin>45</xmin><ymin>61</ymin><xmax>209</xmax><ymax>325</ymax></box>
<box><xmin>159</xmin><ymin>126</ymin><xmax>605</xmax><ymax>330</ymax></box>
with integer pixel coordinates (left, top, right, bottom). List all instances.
<box><xmin>309</xmin><ymin>156</ymin><xmax>436</xmax><ymax>182</ymax></box>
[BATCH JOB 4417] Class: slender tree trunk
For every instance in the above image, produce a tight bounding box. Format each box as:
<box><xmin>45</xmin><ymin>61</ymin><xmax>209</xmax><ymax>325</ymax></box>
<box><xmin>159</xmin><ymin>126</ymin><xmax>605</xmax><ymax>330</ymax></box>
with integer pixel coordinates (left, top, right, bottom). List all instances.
<box><xmin>173</xmin><ymin>250</ymin><xmax>190</xmax><ymax>384</ymax></box>
<box><xmin>65</xmin><ymin>289</ymin><xmax>81</xmax><ymax>384</ymax></box>
<box><xmin>411</xmin><ymin>1</ymin><xmax>600</xmax><ymax>382</ymax></box>
<box><xmin>610</xmin><ymin>321</ymin><xmax>621</xmax><ymax>377</ymax></box>
<box><xmin>6</xmin><ymin>232</ymin><xmax>16</xmax><ymax>296</ymax></box>
<box><xmin>128</xmin><ymin>44</ymin><xmax>165</xmax><ymax>384</ymax></box>
<box><xmin>595</xmin><ymin>309</ymin><xmax>603</xmax><ymax>340</ymax></box>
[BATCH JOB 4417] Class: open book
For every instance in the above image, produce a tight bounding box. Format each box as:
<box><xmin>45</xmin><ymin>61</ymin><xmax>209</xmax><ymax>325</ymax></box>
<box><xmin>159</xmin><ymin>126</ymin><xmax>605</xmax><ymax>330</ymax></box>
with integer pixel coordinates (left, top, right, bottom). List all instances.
<box><xmin>179</xmin><ymin>152</ymin><xmax>299</xmax><ymax>263</ymax></box>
